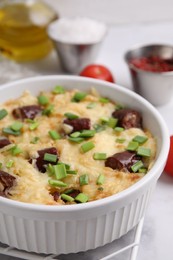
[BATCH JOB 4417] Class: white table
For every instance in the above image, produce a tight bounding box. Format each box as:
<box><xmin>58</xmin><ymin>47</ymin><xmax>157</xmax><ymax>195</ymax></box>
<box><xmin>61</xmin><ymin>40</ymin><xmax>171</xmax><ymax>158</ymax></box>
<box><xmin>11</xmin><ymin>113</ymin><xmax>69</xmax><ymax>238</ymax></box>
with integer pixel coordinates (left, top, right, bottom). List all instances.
<box><xmin>0</xmin><ymin>20</ymin><xmax>173</xmax><ymax>260</ymax></box>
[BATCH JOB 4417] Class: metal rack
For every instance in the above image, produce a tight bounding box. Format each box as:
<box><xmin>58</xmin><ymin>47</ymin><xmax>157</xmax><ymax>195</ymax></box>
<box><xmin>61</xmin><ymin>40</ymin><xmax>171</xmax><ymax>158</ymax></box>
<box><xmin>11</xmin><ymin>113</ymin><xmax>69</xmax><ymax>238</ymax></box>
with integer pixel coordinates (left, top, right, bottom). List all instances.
<box><xmin>0</xmin><ymin>218</ymin><xmax>144</xmax><ymax>260</ymax></box>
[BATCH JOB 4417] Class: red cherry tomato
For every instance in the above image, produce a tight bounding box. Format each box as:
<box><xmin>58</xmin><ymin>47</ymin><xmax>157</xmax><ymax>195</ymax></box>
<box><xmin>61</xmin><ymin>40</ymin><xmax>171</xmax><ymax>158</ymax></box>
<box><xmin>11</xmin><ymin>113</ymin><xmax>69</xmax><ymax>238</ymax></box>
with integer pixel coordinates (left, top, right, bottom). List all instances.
<box><xmin>80</xmin><ymin>64</ymin><xmax>115</xmax><ymax>83</ymax></box>
<box><xmin>164</xmin><ymin>135</ymin><xmax>173</xmax><ymax>176</ymax></box>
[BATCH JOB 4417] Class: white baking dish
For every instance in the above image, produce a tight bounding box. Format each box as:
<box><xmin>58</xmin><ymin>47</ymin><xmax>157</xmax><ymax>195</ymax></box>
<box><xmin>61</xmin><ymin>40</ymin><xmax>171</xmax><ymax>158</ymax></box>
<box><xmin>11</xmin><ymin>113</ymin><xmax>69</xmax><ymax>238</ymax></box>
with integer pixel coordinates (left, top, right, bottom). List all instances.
<box><xmin>0</xmin><ymin>76</ymin><xmax>169</xmax><ymax>254</ymax></box>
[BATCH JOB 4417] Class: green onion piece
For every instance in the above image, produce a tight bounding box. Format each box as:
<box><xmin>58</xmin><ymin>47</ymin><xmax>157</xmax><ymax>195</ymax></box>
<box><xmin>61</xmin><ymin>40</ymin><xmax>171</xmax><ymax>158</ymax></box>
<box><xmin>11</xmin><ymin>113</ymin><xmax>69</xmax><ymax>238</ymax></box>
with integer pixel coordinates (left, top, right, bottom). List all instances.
<box><xmin>2</xmin><ymin>127</ymin><xmax>20</xmax><ymax>136</ymax></box>
<box><xmin>10</xmin><ymin>145</ymin><xmax>22</xmax><ymax>155</ymax></box>
<box><xmin>53</xmin><ymin>164</ymin><xmax>67</xmax><ymax>180</ymax></box>
<box><xmin>64</xmin><ymin>189</ymin><xmax>75</xmax><ymax>194</ymax></box>
<box><xmin>72</xmin><ymin>92</ymin><xmax>87</xmax><ymax>102</ymax></box>
<box><xmin>137</xmin><ymin>147</ymin><xmax>151</xmax><ymax>157</ymax></box>
<box><xmin>93</xmin><ymin>124</ymin><xmax>106</xmax><ymax>133</ymax></box>
<box><xmin>48</xmin><ymin>179</ymin><xmax>67</xmax><ymax>187</ymax></box>
<box><xmin>37</xmin><ymin>95</ymin><xmax>49</xmax><ymax>106</ymax></box>
<box><xmin>133</xmin><ymin>135</ymin><xmax>148</xmax><ymax>144</ymax></box>
<box><xmin>97</xmin><ymin>174</ymin><xmax>105</xmax><ymax>185</ymax></box>
<box><xmin>93</xmin><ymin>153</ymin><xmax>107</xmax><ymax>160</ymax></box>
<box><xmin>100</xmin><ymin>117</ymin><xmax>109</xmax><ymax>124</ymax></box>
<box><xmin>98</xmin><ymin>187</ymin><xmax>104</xmax><ymax>191</ymax></box>
<box><xmin>29</xmin><ymin>122</ymin><xmax>39</xmax><ymax>131</ymax></box>
<box><xmin>68</xmin><ymin>137</ymin><xmax>84</xmax><ymax>143</ymax></box>
<box><xmin>57</xmin><ymin>162</ymin><xmax>70</xmax><ymax>170</ymax></box>
<box><xmin>49</xmin><ymin>130</ymin><xmax>61</xmax><ymax>140</ymax></box>
<box><xmin>0</xmin><ymin>162</ymin><xmax>2</xmax><ymax>169</ymax></box>
<box><xmin>114</xmin><ymin>127</ymin><xmax>124</xmax><ymax>132</ymax></box>
<box><xmin>42</xmin><ymin>105</ymin><xmax>54</xmax><ymax>116</ymax></box>
<box><xmin>127</xmin><ymin>141</ymin><xmax>139</xmax><ymax>151</ymax></box>
<box><xmin>30</xmin><ymin>136</ymin><xmax>39</xmax><ymax>144</ymax></box>
<box><xmin>61</xmin><ymin>194</ymin><xmax>74</xmax><ymax>202</ymax></box>
<box><xmin>108</xmin><ymin>117</ymin><xmax>118</xmax><ymax>128</ymax></box>
<box><xmin>115</xmin><ymin>104</ymin><xmax>124</xmax><ymax>110</ymax></box>
<box><xmin>139</xmin><ymin>167</ymin><xmax>147</xmax><ymax>173</ymax></box>
<box><xmin>11</xmin><ymin>122</ymin><xmax>23</xmax><ymax>131</ymax></box>
<box><xmin>64</xmin><ymin>112</ymin><xmax>79</xmax><ymax>119</ymax></box>
<box><xmin>75</xmin><ymin>193</ymin><xmax>88</xmax><ymax>203</ymax></box>
<box><xmin>44</xmin><ymin>153</ymin><xmax>57</xmax><ymax>163</ymax></box>
<box><xmin>79</xmin><ymin>174</ymin><xmax>89</xmax><ymax>186</ymax></box>
<box><xmin>70</xmin><ymin>132</ymin><xmax>81</xmax><ymax>138</ymax></box>
<box><xmin>67</xmin><ymin>170</ymin><xmax>77</xmax><ymax>175</ymax></box>
<box><xmin>52</xmin><ymin>85</ymin><xmax>65</xmax><ymax>94</ymax></box>
<box><xmin>116</xmin><ymin>138</ymin><xmax>126</xmax><ymax>143</ymax></box>
<box><xmin>79</xmin><ymin>130</ymin><xmax>95</xmax><ymax>138</ymax></box>
<box><xmin>80</xmin><ymin>141</ymin><xmax>95</xmax><ymax>153</ymax></box>
<box><xmin>6</xmin><ymin>160</ymin><xmax>14</xmax><ymax>168</ymax></box>
<box><xmin>87</xmin><ymin>102</ymin><xmax>96</xmax><ymax>109</ymax></box>
<box><xmin>46</xmin><ymin>164</ymin><xmax>55</xmax><ymax>176</ymax></box>
<box><xmin>26</xmin><ymin>119</ymin><xmax>35</xmax><ymax>123</ymax></box>
<box><xmin>0</xmin><ymin>109</ymin><xmax>8</xmax><ymax>120</ymax></box>
<box><xmin>99</xmin><ymin>97</ymin><xmax>109</xmax><ymax>103</ymax></box>
<box><xmin>131</xmin><ymin>160</ymin><xmax>144</xmax><ymax>172</ymax></box>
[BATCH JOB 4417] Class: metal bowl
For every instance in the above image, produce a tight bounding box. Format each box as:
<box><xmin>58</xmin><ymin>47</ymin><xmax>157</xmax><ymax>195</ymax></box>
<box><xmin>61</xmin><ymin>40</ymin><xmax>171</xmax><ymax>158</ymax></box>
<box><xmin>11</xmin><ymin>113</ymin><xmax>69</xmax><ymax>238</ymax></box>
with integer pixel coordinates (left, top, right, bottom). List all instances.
<box><xmin>125</xmin><ymin>44</ymin><xmax>173</xmax><ymax>106</ymax></box>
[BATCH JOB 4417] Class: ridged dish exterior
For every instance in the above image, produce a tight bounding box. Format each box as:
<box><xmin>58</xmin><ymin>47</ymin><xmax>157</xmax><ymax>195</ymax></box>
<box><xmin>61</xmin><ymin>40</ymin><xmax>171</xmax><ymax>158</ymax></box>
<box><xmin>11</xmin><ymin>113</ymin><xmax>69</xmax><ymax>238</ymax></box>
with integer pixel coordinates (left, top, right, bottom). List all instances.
<box><xmin>0</xmin><ymin>183</ymin><xmax>155</xmax><ymax>254</ymax></box>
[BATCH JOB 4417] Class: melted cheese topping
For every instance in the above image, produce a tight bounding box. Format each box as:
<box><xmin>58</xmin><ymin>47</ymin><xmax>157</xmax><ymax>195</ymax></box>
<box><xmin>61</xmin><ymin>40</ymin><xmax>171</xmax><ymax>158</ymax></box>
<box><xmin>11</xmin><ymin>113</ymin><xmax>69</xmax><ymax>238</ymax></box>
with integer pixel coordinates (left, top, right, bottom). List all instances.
<box><xmin>0</xmin><ymin>88</ymin><xmax>156</xmax><ymax>205</ymax></box>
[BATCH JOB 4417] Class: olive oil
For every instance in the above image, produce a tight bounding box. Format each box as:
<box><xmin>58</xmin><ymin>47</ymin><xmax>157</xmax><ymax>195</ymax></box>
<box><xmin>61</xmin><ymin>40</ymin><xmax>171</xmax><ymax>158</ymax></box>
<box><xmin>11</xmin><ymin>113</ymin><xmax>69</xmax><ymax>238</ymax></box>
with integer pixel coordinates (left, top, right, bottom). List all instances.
<box><xmin>0</xmin><ymin>0</ymin><xmax>58</xmax><ymax>61</ymax></box>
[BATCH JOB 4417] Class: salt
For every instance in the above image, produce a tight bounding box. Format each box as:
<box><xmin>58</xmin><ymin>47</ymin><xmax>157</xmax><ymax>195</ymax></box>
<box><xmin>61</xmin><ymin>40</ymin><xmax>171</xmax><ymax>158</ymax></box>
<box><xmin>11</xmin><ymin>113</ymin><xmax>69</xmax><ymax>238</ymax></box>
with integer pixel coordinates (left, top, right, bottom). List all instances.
<box><xmin>48</xmin><ymin>17</ymin><xmax>107</xmax><ymax>44</ymax></box>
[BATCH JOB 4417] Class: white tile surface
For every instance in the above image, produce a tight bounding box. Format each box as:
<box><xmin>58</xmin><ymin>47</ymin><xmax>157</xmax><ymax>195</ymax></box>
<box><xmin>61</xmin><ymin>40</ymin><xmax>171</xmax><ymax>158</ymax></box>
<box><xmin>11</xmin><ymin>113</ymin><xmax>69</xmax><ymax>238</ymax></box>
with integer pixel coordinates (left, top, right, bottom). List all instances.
<box><xmin>1</xmin><ymin>20</ymin><xmax>173</xmax><ymax>260</ymax></box>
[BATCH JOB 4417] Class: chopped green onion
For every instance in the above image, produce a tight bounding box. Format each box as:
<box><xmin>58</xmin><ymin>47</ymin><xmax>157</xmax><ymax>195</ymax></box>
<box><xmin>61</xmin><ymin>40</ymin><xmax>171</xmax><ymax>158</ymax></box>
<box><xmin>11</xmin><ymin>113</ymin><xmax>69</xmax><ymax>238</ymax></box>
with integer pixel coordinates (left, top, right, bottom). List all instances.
<box><xmin>48</xmin><ymin>179</ymin><xmax>67</xmax><ymax>187</ymax></box>
<box><xmin>75</xmin><ymin>193</ymin><xmax>88</xmax><ymax>203</ymax></box>
<box><xmin>100</xmin><ymin>117</ymin><xmax>109</xmax><ymax>124</ymax></box>
<box><xmin>67</xmin><ymin>170</ymin><xmax>77</xmax><ymax>175</ymax></box>
<box><xmin>29</xmin><ymin>122</ymin><xmax>39</xmax><ymax>131</ymax></box>
<box><xmin>6</xmin><ymin>160</ymin><xmax>14</xmax><ymax>168</ymax></box>
<box><xmin>139</xmin><ymin>167</ymin><xmax>147</xmax><ymax>173</ymax></box>
<box><xmin>48</xmin><ymin>130</ymin><xmax>61</xmax><ymax>140</ymax></box>
<box><xmin>52</xmin><ymin>85</ymin><xmax>65</xmax><ymax>94</ymax></box>
<box><xmin>46</xmin><ymin>164</ymin><xmax>55</xmax><ymax>176</ymax></box>
<box><xmin>68</xmin><ymin>137</ymin><xmax>84</xmax><ymax>143</ymax></box>
<box><xmin>127</xmin><ymin>141</ymin><xmax>139</xmax><ymax>151</ymax></box>
<box><xmin>99</xmin><ymin>97</ymin><xmax>109</xmax><ymax>103</ymax></box>
<box><xmin>108</xmin><ymin>117</ymin><xmax>118</xmax><ymax>128</ymax></box>
<box><xmin>93</xmin><ymin>124</ymin><xmax>106</xmax><ymax>133</ymax></box>
<box><xmin>116</xmin><ymin>138</ymin><xmax>126</xmax><ymax>143</ymax></box>
<box><xmin>64</xmin><ymin>112</ymin><xmax>79</xmax><ymax>119</ymax></box>
<box><xmin>44</xmin><ymin>153</ymin><xmax>57</xmax><ymax>163</ymax></box>
<box><xmin>133</xmin><ymin>135</ymin><xmax>148</xmax><ymax>144</ymax></box>
<box><xmin>0</xmin><ymin>109</ymin><xmax>8</xmax><ymax>120</ymax></box>
<box><xmin>79</xmin><ymin>174</ymin><xmax>89</xmax><ymax>186</ymax></box>
<box><xmin>42</xmin><ymin>105</ymin><xmax>54</xmax><ymax>116</ymax></box>
<box><xmin>11</xmin><ymin>122</ymin><xmax>23</xmax><ymax>131</ymax></box>
<box><xmin>87</xmin><ymin>102</ymin><xmax>96</xmax><ymax>109</ymax></box>
<box><xmin>10</xmin><ymin>145</ymin><xmax>22</xmax><ymax>155</ymax></box>
<box><xmin>98</xmin><ymin>187</ymin><xmax>104</xmax><ymax>191</ymax></box>
<box><xmin>131</xmin><ymin>160</ymin><xmax>144</xmax><ymax>172</ymax></box>
<box><xmin>93</xmin><ymin>153</ymin><xmax>107</xmax><ymax>160</ymax></box>
<box><xmin>79</xmin><ymin>130</ymin><xmax>95</xmax><ymax>138</ymax></box>
<box><xmin>80</xmin><ymin>141</ymin><xmax>95</xmax><ymax>153</ymax></box>
<box><xmin>30</xmin><ymin>136</ymin><xmax>39</xmax><ymax>144</ymax></box>
<box><xmin>96</xmin><ymin>174</ymin><xmax>105</xmax><ymax>185</ymax></box>
<box><xmin>70</xmin><ymin>132</ymin><xmax>81</xmax><ymax>138</ymax></box>
<box><xmin>2</xmin><ymin>127</ymin><xmax>20</xmax><ymax>136</ymax></box>
<box><xmin>72</xmin><ymin>92</ymin><xmax>87</xmax><ymax>102</ymax></box>
<box><xmin>64</xmin><ymin>189</ymin><xmax>75</xmax><ymax>194</ymax></box>
<box><xmin>137</xmin><ymin>147</ymin><xmax>151</xmax><ymax>157</ymax></box>
<box><xmin>37</xmin><ymin>95</ymin><xmax>49</xmax><ymax>106</ymax></box>
<box><xmin>115</xmin><ymin>104</ymin><xmax>124</xmax><ymax>110</ymax></box>
<box><xmin>114</xmin><ymin>127</ymin><xmax>124</xmax><ymax>132</ymax></box>
<box><xmin>0</xmin><ymin>162</ymin><xmax>2</xmax><ymax>169</ymax></box>
<box><xmin>54</xmin><ymin>164</ymin><xmax>67</xmax><ymax>180</ymax></box>
<box><xmin>61</xmin><ymin>194</ymin><xmax>74</xmax><ymax>202</ymax></box>
<box><xmin>58</xmin><ymin>162</ymin><xmax>70</xmax><ymax>170</ymax></box>
<box><xmin>26</xmin><ymin>119</ymin><xmax>35</xmax><ymax>123</ymax></box>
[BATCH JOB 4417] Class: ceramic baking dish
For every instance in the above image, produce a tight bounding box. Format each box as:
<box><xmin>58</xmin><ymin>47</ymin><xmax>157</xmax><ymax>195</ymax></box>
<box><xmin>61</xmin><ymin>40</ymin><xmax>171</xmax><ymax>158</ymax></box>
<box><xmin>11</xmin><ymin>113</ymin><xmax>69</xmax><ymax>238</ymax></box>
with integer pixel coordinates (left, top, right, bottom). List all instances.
<box><xmin>0</xmin><ymin>76</ymin><xmax>169</xmax><ymax>254</ymax></box>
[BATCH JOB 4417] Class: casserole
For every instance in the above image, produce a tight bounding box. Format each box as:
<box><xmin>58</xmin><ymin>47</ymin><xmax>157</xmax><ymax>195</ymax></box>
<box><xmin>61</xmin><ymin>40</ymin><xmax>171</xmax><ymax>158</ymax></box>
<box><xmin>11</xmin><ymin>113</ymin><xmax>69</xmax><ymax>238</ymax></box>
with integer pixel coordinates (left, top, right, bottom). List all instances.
<box><xmin>0</xmin><ymin>76</ymin><xmax>169</xmax><ymax>254</ymax></box>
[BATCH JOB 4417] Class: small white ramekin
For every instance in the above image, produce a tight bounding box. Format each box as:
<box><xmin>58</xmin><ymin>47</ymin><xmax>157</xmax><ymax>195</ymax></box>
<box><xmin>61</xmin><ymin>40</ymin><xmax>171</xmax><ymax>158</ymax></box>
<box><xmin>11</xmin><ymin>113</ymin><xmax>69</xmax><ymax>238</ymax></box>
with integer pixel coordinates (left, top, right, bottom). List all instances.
<box><xmin>0</xmin><ymin>76</ymin><xmax>169</xmax><ymax>254</ymax></box>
